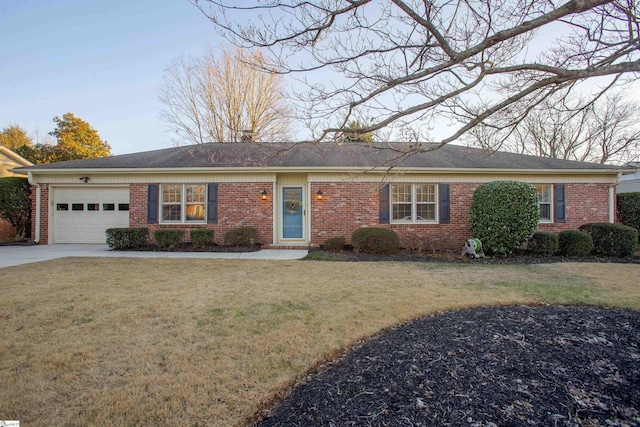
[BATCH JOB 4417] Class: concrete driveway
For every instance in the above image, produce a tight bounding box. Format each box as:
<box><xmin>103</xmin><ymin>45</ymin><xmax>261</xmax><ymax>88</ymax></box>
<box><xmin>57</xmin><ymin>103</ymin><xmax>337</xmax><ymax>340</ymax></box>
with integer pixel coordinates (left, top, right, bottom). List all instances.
<box><xmin>0</xmin><ymin>244</ymin><xmax>308</xmax><ymax>268</ymax></box>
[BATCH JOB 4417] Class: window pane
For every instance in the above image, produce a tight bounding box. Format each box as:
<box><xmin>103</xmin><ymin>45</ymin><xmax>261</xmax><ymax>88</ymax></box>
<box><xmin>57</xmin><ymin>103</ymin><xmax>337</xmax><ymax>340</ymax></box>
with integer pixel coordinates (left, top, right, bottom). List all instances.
<box><xmin>162</xmin><ymin>205</ymin><xmax>181</xmax><ymax>221</ymax></box>
<box><xmin>186</xmin><ymin>204</ymin><xmax>205</xmax><ymax>221</ymax></box>
<box><xmin>537</xmin><ymin>185</ymin><xmax>550</xmax><ymax>203</ymax></box>
<box><xmin>186</xmin><ymin>185</ymin><xmax>205</xmax><ymax>203</ymax></box>
<box><xmin>392</xmin><ymin>204</ymin><xmax>412</xmax><ymax>221</ymax></box>
<box><xmin>118</xmin><ymin>204</ymin><xmax>130</xmax><ymax>211</ymax></box>
<box><xmin>163</xmin><ymin>185</ymin><xmax>182</xmax><ymax>203</ymax></box>
<box><xmin>392</xmin><ymin>184</ymin><xmax>412</xmax><ymax>203</ymax></box>
<box><xmin>416</xmin><ymin>184</ymin><xmax>435</xmax><ymax>203</ymax></box>
<box><xmin>416</xmin><ymin>204</ymin><xmax>436</xmax><ymax>221</ymax></box>
<box><xmin>540</xmin><ymin>204</ymin><xmax>551</xmax><ymax>221</ymax></box>
<box><xmin>87</xmin><ymin>203</ymin><xmax>99</xmax><ymax>211</ymax></box>
<box><xmin>103</xmin><ymin>203</ymin><xmax>115</xmax><ymax>211</ymax></box>
<box><xmin>72</xmin><ymin>204</ymin><xmax>84</xmax><ymax>211</ymax></box>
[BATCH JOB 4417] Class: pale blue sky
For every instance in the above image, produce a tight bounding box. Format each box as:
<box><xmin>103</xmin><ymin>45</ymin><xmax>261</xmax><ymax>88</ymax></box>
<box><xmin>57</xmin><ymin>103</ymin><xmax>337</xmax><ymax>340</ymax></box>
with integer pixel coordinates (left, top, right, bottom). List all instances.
<box><xmin>0</xmin><ymin>0</ymin><xmax>223</xmax><ymax>154</ymax></box>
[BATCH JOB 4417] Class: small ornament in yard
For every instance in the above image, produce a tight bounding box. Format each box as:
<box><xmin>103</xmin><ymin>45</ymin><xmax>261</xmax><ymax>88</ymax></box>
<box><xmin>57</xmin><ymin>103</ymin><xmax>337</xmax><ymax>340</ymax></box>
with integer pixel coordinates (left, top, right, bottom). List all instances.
<box><xmin>461</xmin><ymin>238</ymin><xmax>485</xmax><ymax>259</ymax></box>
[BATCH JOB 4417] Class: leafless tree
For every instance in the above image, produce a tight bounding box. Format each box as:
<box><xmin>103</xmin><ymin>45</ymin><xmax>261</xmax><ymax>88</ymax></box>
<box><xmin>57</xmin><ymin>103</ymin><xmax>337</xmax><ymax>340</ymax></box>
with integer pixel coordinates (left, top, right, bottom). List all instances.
<box><xmin>160</xmin><ymin>46</ymin><xmax>293</xmax><ymax>144</ymax></box>
<box><xmin>192</xmin><ymin>0</ymin><xmax>639</xmax><ymax>153</ymax></box>
<box><xmin>471</xmin><ymin>92</ymin><xmax>640</xmax><ymax>164</ymax></box>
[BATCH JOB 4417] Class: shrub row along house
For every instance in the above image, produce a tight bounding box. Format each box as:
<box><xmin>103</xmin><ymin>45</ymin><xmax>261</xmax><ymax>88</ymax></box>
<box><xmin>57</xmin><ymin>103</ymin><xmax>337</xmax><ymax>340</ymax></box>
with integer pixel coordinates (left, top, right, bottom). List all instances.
<box><xmin>17</xmin><ymin>142</ymin><xmax>620</xmax><ymax>249</ymax></box>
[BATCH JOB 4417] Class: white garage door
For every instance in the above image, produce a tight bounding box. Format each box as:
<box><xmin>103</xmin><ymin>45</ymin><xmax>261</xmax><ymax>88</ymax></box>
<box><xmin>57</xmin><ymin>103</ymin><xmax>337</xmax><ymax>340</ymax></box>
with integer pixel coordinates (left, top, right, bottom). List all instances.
<box><xmin>52</xmin><ymin>187</ymin><xmax>130</xmax><ymax>243</ymax></box>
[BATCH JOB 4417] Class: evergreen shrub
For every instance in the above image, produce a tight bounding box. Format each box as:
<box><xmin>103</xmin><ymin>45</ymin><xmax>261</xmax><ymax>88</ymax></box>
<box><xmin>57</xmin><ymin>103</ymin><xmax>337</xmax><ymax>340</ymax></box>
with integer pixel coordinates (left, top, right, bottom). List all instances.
<box><xmin>351</xmin><ymin>227</ymin><xmax>400</xmax><ymax>255</ymax></box>
<box><xmin>528</xmin><ymin>232</ymin><xmax>559</xmax><ymax>255</ymax></box>
<box><xmin>154</xmin><ymin>229</ymin><xmax>184</xmax><ymax>251</ymax></box>
<box><xmin>224</xmin><ymin>226</ymin><xmax>260</xmax><ymax>247</ymax></box>
<box><xmin>558</xmin><ymin>230</ymin><xmax>593</xmax><ymax>257</ymax></box>
<box><xmin>105</xmin><ymin>228</ymin><xmax>149</xmax><ymax>250</ymax></box>
<box><xmin>579</xmin><ymin>223</ymin><xmax>638</xmax><ymax>257</ymax></box>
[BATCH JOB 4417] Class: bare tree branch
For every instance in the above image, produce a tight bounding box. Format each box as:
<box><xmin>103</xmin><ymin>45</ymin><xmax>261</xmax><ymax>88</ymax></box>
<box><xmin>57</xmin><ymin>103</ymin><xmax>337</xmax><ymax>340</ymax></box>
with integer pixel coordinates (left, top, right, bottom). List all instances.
<box><xmin>194</xmin><ymin>0</ymin><xmax>639</xmax><ymax>152</ymax></box>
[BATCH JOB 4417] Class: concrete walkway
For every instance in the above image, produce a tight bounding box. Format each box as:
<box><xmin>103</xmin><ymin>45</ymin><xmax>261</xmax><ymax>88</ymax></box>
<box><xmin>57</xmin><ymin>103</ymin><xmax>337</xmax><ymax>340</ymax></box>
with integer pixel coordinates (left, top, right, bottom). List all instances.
<box><xmin>0</xmin><ymin>244</ymin><xmax>308</xmax><ymax>268</ymax></box>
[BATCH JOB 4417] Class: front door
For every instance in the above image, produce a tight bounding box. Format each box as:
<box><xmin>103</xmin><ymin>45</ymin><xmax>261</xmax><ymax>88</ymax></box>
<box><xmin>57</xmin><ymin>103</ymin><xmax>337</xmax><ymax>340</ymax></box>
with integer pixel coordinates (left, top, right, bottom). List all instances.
<box><xmin>282</xmin><ymin>186</ymin><xmax>304</xmax><ymax>239</ymax></box>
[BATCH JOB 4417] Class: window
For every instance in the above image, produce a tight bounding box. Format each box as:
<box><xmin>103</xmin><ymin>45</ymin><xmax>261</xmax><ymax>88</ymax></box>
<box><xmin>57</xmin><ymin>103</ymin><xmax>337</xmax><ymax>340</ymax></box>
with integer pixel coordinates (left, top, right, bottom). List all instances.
<box><xmin>161</xmin><ymin>184</ymin><xmax>206</xmax><ymax>223</ymax></box>
<box><xmin>391</xmin><ymin>184</ymin><xmax>437</xmax><ymax>223</ymax></box>
<box><xmin>118</xmin><ymin>204</ymin><xmax>130</xmax><ymax>211</ymax></box>
<box><xmin>103</xmin><ymin>203</ymin><xmax>115</xmax><ymax>211</ymax></box>
<box><xmin>57</xmin><ymin>203</ymin><xmax>68</xmax><ymax>211</ymax></box>
<box><xmin>536</xmin><ymin>185</ymin><xmax>552</xmax><ymax>222</ymax></box>
<box><xmin>87</xmin><ymin>203</ymin><xmax>100</xmax><ymax>211</ymax></box>
<box><xmin>72</xmin><ymin>203</ymin><xmax>84</xmax><ymax>211</ymax></box>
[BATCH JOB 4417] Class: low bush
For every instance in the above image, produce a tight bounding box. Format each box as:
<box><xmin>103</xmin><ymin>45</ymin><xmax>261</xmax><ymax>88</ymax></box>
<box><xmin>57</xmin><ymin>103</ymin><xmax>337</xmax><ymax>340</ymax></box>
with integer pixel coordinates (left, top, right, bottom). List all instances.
<box><xmin>528</xmin><ymin>232</ymin><xmax>559</xmax><ymax>256</ymax></box>
<box><xmin>224</xmin><ymin>226</ymin><xmax>259</xmax><ymax>247</ymax></box>
<box><xmin>558</xmin><ymin>230</ymin><xmax>593</xmax><ymax>257</ymax></box>
<box><xmin>579</xmin><ymin>223</ymin><xmax>638</xmax><ymax>258</ymax></box>
<box><xmin>105</xmin><ymin>228</ymin><xmax>149</xmax><ymax>250</ymax></box>
<box><xmin>351</xmin><ymin>227</ymin><xmax>400</xmax><ymax>255</ymax></box>
<box><xmin>617</xmin><ymin>192</ymin><xmax>640</xmax><ymax>241</ymax></box>
<box><xmin>154</xmin><ymin>229</ymin><xmax>184</xmax><ymax>251</ymax></box>
<box><xmin>322</xmin><ymin>236</ymin><xmax>346</xmax><ymax>251</ymax></box>
<box><xmin>190</xmin><ymin>228</ymin><xmax>214</xmax><ymax>249</ymax></box>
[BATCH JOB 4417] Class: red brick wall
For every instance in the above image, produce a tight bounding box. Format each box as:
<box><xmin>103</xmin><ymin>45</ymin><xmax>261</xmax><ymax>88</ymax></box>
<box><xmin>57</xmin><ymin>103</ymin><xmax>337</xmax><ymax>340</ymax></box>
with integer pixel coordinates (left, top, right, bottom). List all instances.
<box><xmin>31</xmin><ymin>184</ymin><xmax>49</xmax><ymax>244</ymax></box>
<box><xmin>311</xmin><ymin>182</ymin><xmax>613</xmax><ymax>251</ymax></box>
<box><xmin>130</xmin><ymin>183</ymin><xmax>273</xmax><ymax>246</ymax></box>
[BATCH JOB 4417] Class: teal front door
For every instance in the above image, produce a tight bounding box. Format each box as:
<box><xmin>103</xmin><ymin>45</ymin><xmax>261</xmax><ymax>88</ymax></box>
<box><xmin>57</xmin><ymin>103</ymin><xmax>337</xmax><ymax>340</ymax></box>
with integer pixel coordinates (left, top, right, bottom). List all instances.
<box><xmin>282</xmin><ymin>187</ymin><xmax>303</xmax><ymax>239</ymax></box>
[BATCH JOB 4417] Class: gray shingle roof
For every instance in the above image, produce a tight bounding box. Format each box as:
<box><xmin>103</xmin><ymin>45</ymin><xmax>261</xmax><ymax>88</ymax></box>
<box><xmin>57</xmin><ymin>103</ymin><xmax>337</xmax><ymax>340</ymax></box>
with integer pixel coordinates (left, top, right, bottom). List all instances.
<box><xmin>18</xmin><ymin>142</ymin><xmax>618</xmax><ymax>171</ymax></box>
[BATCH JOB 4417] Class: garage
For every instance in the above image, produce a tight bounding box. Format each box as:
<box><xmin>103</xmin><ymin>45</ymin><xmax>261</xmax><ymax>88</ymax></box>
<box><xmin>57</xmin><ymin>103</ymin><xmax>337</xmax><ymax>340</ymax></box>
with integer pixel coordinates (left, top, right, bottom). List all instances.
<box><xmin>51</xmin><ymin>187</ymin><xmax>130</xmax><ymax>243</ymax></box>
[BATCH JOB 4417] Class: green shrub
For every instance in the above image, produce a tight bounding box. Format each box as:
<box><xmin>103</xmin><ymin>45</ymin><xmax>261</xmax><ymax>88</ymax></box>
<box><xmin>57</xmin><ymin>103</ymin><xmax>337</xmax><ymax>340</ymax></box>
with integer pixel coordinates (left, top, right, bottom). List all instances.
<box><xmin>224</xmin><ymin>226</ymin><xmax>259</xmax><ymax>247</ymax></box>
<box><xmin>190</xmin><ymin>228</ymin><xmax>214</xmax><ymax>249</ymax></box>
<box><xmin>470</xmin><ymin>181</ymin><xmax>540</xmax><ymax>255</ymax></box>
<box><xmin>558</xmin><ymin>230</ymin><xmax>593</xmax><ymax>257</ymax></box>
<box><xmin>579</xmin><ymin>223</ymin><xmax>638</xmax><ymax>257</ymax></box>
<box><xmin>154</xmin><ymin>229</ymin><xmax>184</xmax><ymax>251</ymax></box>
<box><xmin>617</xmin><ymin>192</ymin><xmax>640</xmax><ymax>241</ymax></box>
<box><xmin>0</xmin><ymin>176</ymin><xmax>31</xmax><ymax>240</ymax></box>
<box><xmin>351</xmin><ymin>227</ymin><xmax>400</xmax><ymax>255</ymax></box>
<box><xmin>322</xmin><ymin>236</ymin><xmax>346</xmax><ymax>251</ymax></box>
<box><xmin>528</xmin><ymin>232</ymin><xmax>559</xmax><ymax>255</ymax></box>
<box><xmin>105</xmin><ymin>228</ymin><xmax>149</xmax><ymax>250</ymax></box>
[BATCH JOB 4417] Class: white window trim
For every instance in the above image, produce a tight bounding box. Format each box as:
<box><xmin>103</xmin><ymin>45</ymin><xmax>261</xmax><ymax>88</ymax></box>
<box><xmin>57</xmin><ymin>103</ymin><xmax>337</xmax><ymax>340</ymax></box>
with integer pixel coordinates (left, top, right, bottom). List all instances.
<box><xmin>160</xmin><ymin>184</ymin><xmax>207</xmax><ymax>224</ymax></box>
<box><xmin>536</xmin><ymin>184</ymin><xmax>553</xmax><ymax>223</ymax></box>
<box><xmin>390</xmin><ymin>183</ymin><xmax>438</xmax><ymax>224</ymax></box>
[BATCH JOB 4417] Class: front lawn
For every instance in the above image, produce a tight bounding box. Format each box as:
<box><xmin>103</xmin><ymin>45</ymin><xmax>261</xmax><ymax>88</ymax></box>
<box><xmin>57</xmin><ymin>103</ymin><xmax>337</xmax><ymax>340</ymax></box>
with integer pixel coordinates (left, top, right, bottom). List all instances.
<box><xmin>0</xmin><ymin>258</ymin><xmax>638</xmax><ymax>425</ymax></box>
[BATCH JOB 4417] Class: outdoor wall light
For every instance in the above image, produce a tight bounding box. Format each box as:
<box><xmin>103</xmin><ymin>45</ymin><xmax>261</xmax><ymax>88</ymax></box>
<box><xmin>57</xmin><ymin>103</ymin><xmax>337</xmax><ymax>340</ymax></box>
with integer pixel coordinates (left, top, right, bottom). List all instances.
<box><xmin>316</xmin><ymin>189</ymin><xmax>324</xmax><ymax>200</ymax></box>
<box><xmin>261</xmin><ymin>189</ymin><xmax>268</xmax><ymax>200</ymax></box>
<box><xmin>79</xmin><ymin>176</ymin><xmax>90</xmax><ymax>183</ymax></box>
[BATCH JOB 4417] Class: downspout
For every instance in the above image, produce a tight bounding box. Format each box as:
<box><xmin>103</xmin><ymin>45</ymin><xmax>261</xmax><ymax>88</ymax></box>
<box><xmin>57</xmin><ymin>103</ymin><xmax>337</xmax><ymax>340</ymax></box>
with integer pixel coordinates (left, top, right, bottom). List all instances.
<box><xmin>27</xmin><ymin>172</ymin><xmax>40</xmax><ymax>244</ymax></box>
<box><xmin>609</xmin><ymin>171</ymin><xmax>621</xmax><ymax>224</ymax></box>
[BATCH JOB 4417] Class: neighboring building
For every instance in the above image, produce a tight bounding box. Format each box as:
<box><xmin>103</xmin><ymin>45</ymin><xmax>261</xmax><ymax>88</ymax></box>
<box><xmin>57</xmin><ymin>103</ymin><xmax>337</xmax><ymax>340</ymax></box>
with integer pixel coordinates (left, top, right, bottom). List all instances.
<box><xmin>18</xmin><ymin>142</ymin><xmax>620</xmax><ymax>248</ymax></box>
<box><xmin>617</xmin><ymin>162</ymin><xmax>640</xmax><ymax>194</ymax></box>
<box><xmin>0</xmin><ymin>145</ymin><xmax>32</xmax><ymax>241</ymax></box>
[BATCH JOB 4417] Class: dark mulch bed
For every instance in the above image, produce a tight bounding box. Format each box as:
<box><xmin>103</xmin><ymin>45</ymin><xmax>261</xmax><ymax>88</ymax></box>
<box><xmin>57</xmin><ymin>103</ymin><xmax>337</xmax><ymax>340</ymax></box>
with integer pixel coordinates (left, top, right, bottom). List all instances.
<box><xmin>112</xmin><ymin>243</ymin><xmax>261</xmax><ymax>253</ymax></box>
<box><xmin>306</xmin><ymin>248</ymin><xmax>640</xmax><ymax>264</ymax></box>
<box><xmin>257</xmin><ymin>305</ymin><xmax>640</xmax><ymax>427</ymax></box>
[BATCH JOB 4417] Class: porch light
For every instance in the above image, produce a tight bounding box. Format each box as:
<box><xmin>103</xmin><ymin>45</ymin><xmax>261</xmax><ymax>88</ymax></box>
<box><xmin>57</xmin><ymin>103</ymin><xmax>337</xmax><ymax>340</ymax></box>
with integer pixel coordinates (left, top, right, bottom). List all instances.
<box><xmin>316</xmin><ymin>189</ymin><xmax>324</xmax><ymax>200</ymax></box>
<box><xmin>261</xmin><ymin>189</ymin><xmax>268</xmax><ymax>200</ymax></box>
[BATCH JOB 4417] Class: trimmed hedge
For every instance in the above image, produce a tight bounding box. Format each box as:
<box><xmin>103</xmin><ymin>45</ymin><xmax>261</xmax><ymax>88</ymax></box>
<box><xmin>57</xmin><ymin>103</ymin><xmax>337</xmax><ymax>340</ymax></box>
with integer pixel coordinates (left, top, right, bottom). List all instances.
<box><xmin>558</xmin><ymin>230</ymin><xmax>593</xmax><ymax>257</ymax></box>
<box><xmin>470</xmin><ymin>181</ymin><xmax>540</xmax><ymax>255</ymax></box>
<box><xmin>322</xmin><ymin>236</ymin><xmax>346</xmax><ymax>251</ymax></box>
<box><xmin>528</xmin><ymin>232</ymin><xmax>558</xmax><ymax>256</ymax></box>
<box><xmin>579</xmin><ymin>223</ymin><xmax>638</xmax><ymax>257</ymax></box>
<box><xmin>105</xmin><ymin>228</ymin><xmax>149</xmax><ymax>250</ymax></box>
<box><xmin>351</xmin><ymin>227</ymin><xmax>400</xmax><ymax>255</ymax></box>
<box><xmin>154</xmin><ymin>229</ymin><xmax>184</xmax><ymax>251</ymax></box>
<box><xmin>190</xmin><ymin>228</ymin><xmax>214</xmax><ymax>249</ymax></box>
<box><xmin>224</xmin><ymin>226</ymin><xmax>259</xmax><ymax>247</ymax></box>
<box><xmin>617</xmin><ymin>192</ymin><xmax>640</xmax><ymax>241</ymax></box>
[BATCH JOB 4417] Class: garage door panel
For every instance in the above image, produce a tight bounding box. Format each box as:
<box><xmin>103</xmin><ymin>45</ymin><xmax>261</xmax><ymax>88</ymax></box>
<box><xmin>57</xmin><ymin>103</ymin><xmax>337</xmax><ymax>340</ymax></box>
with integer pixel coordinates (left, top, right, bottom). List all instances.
<box><xmin>53</xmin><ymin>187</ymin><xmax>130</xmax><ymax>244</ymax></box>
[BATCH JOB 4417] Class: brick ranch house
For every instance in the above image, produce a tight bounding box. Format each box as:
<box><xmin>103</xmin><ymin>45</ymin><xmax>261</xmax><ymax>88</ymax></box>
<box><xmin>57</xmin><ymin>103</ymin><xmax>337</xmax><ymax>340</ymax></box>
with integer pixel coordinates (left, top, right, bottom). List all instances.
<box><xmin>18</xmin><ymin>142</ymin><xmax>620</xmax><ymax>249</ymax></box>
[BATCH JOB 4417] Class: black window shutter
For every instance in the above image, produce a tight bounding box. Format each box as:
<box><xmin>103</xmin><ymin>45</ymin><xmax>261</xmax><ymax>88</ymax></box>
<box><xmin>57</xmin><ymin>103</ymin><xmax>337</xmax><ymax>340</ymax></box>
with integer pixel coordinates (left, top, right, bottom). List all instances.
<box><xmin>207</xmin><ymin>183</ymin><xmax>218</xmax><ymax>224</ymax></box>
<box><xmin>438</xmin><ymin>183</ymin><xmax>450</xmax><ymax>224</ymax></box>
<box><xmin>379</xmin><ymin>184</ymin><xmax>390</xmax><ymax>224</ymax></box>
<box><xmin>554</xmin><ymin>184</ymin><xmax>566</xmax><ymax>223</ymax></box>
<box><xmin>147</xmin><ymin>184</ymin><xmax>159</xmax><ymax>224</ymax></box>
